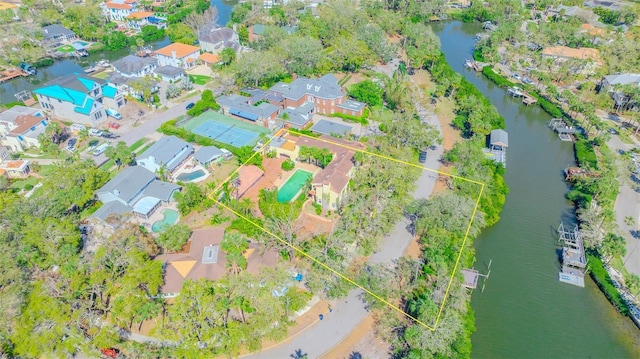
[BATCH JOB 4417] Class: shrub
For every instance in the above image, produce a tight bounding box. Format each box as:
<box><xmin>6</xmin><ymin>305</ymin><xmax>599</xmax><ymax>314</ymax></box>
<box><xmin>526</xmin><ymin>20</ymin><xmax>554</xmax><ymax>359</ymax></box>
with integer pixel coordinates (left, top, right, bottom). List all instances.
<box><xmin>312</xmin><ymin>202</ymin><xmax>322</xmax><ymax>215</ymax></box>
<box><xmin>587</xmin><ymin>251</ymin><xmax>630</xmax><ymax>316</ymax></box>
<box><xmin>281</xmin><ymin>159</ymin><xmax>295</xmax><ymax>171</ymax></box>
<box><xmin>574</xmin><ymin>138</ymin><xmax>598</xmax><ymax>169</ymax></box>
<box><xmin>24</xmin><ymin>184</ymin><xmax>34</xmax><ymax>191</ymax></box>
<box><xmin>481</xmin><ymin>67</ymin><xmax>514</xmax><ymax>88</ymax></box>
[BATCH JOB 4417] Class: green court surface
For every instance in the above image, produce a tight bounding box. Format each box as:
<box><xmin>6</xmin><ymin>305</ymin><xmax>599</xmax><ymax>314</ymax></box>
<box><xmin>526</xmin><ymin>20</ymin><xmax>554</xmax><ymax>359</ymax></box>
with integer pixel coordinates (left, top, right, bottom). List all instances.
<box><xmin>277</xmin><ymin>170</ymin><xmax>312</xmax><ymax>203</ymax></box>
<box><xmin>182</xmin><ymin>110</ymin><xmax>270</xmax><ymax>134</ymax></box>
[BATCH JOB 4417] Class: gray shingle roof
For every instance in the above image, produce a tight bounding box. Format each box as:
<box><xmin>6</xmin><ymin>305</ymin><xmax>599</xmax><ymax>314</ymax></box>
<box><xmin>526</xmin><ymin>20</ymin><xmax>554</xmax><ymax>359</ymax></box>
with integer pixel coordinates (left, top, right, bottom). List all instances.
<box><xmin>42</xmin><ymin>24</ymin><xmax>75</xmax><ymax>39</ymax></box>
<box><xmin>142</xmin><ymin>180</ymin><xmax>181</xmax><ymax>202</ymax></box>
<box><xmin>337</xmin><ymin>99</ymin><xmax>365</xmax><ymax>112</ymax></box>
<box><xmin>490</xmin><ymin>129</ymin><xmax>509</xmax><ymax>147</ymax></box>
<box><xmin>199</xmin><ymin>24</ymin><xmax>236</xmax><ymax>45</ymax></box>
<box><xmin>217</xmin><ymin>94</ymin><xmax>280</xmax><ymax>119</ymax></box>
<box><xmin>270</xmin><ymin>74</ymin><xmax>344</xmax><ymax>101</ymax></box>
<box><xmin>194</xmin><ymin>146</ymin><xmax>224</xmax><ymax>164</ymax></box>
<box><xmin>44</xmin><ymin>74</ymin><xmax>106</xmax><ymax>93</ymax></box>
<box><xmin>111</xmin><ymin>55</ymin><xmax>157</xmax><ymax>75</ymax></box>
<box><xmin>154</xmin><ymin>65</ymin><xmax>185</xmax><ymax>77</ymax></box>
<box><xmin>137</xmin><ymin>135</ymin><xmax>194</xmax><ymax>172</ymax></box>
<box><xmin>310</xmin><ymin>119</ymin><xmax>352</xmax><ymax>136</ymax></box>
<box><xmin>97</xmin><ymin>166</ymin><xmax>157</xmax><ymax>204</ymax></box>
<box><xmin>90</xmin><ymin>201</ymin><xmax>132</xmax><ymax>221</ymax></box>
<box><xmin>604</xmin><ymin>73</ymin><xmax>640</xmax><ymax>86</ymax></box>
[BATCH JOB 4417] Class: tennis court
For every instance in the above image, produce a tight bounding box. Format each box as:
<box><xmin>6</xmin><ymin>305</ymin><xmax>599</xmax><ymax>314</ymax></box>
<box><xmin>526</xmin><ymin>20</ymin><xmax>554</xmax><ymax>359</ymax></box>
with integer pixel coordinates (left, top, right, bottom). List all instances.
<box><xmin>193</xmin><ymin>121</ymin><xmax>259</xmax><ymax>147</ymax></box>
<box><xmin>182</xmin><ymin>110</ymin><xmax>270</xmax><ymax>147</ymax></box>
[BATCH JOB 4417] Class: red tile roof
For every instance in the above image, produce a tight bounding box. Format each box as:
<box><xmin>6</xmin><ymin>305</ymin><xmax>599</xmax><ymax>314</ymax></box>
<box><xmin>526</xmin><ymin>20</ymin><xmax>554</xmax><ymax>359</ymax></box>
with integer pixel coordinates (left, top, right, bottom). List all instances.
<box><xmin>106</xmin><ymin>2</ymin><xmax>133</xmax><ymax>9</ymax></box>
<box><xmin>126</xmin><ymin>11</ymin><xmax>153</xmax><ymax>19</ymax></box>
<box><xmin>155</xmin><ymin>42</ymin><xmax>200</xmax><ymax>59</ymax></box>
<box><xmin>8</xmin><ymin>115</ymin><xmax>43</xmax><ymax>136</ymax></box>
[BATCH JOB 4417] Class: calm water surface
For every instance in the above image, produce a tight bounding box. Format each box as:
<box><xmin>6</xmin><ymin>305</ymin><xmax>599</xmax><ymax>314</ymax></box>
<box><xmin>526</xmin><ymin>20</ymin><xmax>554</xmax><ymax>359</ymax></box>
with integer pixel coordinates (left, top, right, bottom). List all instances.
<box><xmin>433</xmin><ymin>21</ymin><xmax>640</xmax><ymax>359</ymax></box>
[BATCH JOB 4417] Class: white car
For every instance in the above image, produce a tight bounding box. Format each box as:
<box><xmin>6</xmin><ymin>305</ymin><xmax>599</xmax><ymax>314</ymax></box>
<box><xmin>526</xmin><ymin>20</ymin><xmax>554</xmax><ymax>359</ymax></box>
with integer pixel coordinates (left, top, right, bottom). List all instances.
<box><xmin>89</xmin><ymin>129</ymin><xmax>103</xmax><ymax>137</ymax></box>
<box><xmin>522</xmin><ymin>77</ymin><xmax>535</xmax><ymax>85</ymax></box>
<box><xmin>511</xmin><ymin>73</ymin><xmax>522</xmax><ymax>81</ymax></box>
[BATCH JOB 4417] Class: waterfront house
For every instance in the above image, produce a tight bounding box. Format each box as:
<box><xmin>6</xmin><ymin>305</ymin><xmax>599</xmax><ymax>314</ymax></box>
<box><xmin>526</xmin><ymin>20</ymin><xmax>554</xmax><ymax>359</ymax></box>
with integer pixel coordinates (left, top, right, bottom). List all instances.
<box><xmin>136</xmin><ymin>135</ymin><xmax>194</xmax><ymax>174</ymax></box>
<box><xmin>599</xmin><ymin>73</ymin><xmax>640</xmax><ymax>111</ymax></box>
<box><xmin>269</xmin><ymin>74</ymin><xmax>365</xmax><ymax>117</ymax></box>
<box><xmin>156</xmin><ymin>228</ymin><xmax>279</xmax><ymax>297</ymax></box>
<box><xmin>198</xmin><ymin>23</ymin><xmax>240</xmax><ymax>54</ymax></box>
<box><xmin>105</xmin><ymin>0</ymin><xmax>138</xmax><ymax>21</ymax></box>
<box><xmin>41</xmin><ymin>24</ymin><xmax>76</xmax><ymax>42</ymax></box>
<box><xmin>34</xmin><ymin>74</ymin><xmax>124</xmax><ymax>125</ymax></box>
<box><xmin>92</xmin><ymin>166</ymin><xmax>180</xmax><ymax>221</ymax></box>
<box><xmin>541</xmin><ymin>46</ymin><xmax>602</xmax><ymax>65</ymax></box>
<box><xmin>125</xmin><ymin>11</ymin><xmax>166</xmax><ymax>30</ymax></box>
<box><xmin>155</xmin><ymin>42</ymin><xmax>200</xmax><ymax>70</ymax></box>
<box><xmin>111</xmin><ymin>55</ymin><xmax>158</xmax><ymax>78</ymax></box>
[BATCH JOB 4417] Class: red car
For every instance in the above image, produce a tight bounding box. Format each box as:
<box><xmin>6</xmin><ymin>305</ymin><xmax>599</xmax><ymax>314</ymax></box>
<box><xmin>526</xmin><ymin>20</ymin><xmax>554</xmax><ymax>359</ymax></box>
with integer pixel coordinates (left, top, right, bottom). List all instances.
<box><xmin>108</xmin><ymin>122</ymin><xmax>120</xmax><ymax>130</ymax></box>
<box><xmin>101</xmin><ymin>348</ymin><xmax>120</xmax><ymax>358</ymax></box>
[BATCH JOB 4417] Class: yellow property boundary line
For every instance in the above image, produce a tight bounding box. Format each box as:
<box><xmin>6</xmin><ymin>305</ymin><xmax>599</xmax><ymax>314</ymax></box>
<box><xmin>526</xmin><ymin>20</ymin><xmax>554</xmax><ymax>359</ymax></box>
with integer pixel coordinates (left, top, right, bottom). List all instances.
<box><xmin>210</xmin><ymin>129</ymin><xmax>485</xmax><ymax>331</ymax></box>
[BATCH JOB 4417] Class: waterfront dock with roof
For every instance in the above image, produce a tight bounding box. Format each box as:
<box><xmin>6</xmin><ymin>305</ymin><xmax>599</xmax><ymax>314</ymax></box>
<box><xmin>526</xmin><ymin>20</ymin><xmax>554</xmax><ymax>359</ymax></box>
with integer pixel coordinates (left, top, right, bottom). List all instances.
<box><xmin>483</xmin><ymin>129</ymin><xmax>508</xmax><ymax>167</ymax></box>
<box><xmin>549</xmin><ymin>118</ymin><xmax>578</xmax><ymax>141</ymax></box>
<box><xmin>557</xmin><ymin>222</ymin><xmax>586</xmax><ymax>287</ymax></box>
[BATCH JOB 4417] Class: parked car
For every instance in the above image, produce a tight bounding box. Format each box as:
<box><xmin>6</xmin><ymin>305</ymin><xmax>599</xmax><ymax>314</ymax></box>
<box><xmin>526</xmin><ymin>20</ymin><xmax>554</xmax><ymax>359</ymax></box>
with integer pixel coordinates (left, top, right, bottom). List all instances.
<box><xmin>106</xmin><ymin>108</ymin><xmax>122</xmax><ymax>120</ymax></box>
<box><xmin>186</xmin><ymin>102</ymin><xmax>195</xmax><ymax>110</ymax></box>
<box><xmin>66</xmin><ymin>137</ymin><xmax>78</xmax><ymax>152</ymax></box>
<box><xmin>102</xmin><ymin>132</ymin><xmax>119</xmax><ymax>139</ymax></box>
<box><xmin>89</xmin><ymin>129</ymin><xmax>103</xmax><ymax>137</ymax></box>
<box><xmin>93</xmin><ymin>142</ymin><xmax>111</xmax><ymax>156</ymax></box>
<box><xmin>522</xmin><ymin>77</ymin><xmax>534</xmax><ymax>85</ymax></box>
<box><xmin>419</xmin><ymin>150</ymin><xmax>428</xmax><ymax>163</ymax></box>
<box><xmin>108</xmin><ymin>122</ymin><xmax>120</xmax><ymax>130</ymax></box>
<box><xmin>511</xmin><ymin>73</ymin><xmax>521</xmax><ymax>81</ymax></box>
<box><xmin>608</xmin><ymin>128</ymin><xmax>618</xmax><ymax>135</ymax></box>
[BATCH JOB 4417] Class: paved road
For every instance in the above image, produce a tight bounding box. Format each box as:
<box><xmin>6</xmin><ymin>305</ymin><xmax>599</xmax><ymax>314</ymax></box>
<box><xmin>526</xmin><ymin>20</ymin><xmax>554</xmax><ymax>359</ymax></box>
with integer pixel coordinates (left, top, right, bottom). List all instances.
<box><xmin>607</xmin><ymin>131</ymin><xmax>640</xmax><ymax>276</ymax></box>
<box><xmin>247</xmin><ymin>79</ymin><xmax>444</xmax><ymax>359</ymax></box>
<box><xmin>90</xmin><ymin>98</ymin><xmax>197</xmax><ymax>166</ymax></box>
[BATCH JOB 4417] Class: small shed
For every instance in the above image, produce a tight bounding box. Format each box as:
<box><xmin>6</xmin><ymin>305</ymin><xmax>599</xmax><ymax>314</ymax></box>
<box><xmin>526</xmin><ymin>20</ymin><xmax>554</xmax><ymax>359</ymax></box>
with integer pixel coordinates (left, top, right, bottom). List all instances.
<box><xmin>194</xmin><ymin>146</ymin><xmax>223</xmax><ymax>166</ymax></box>
<box><xmin>489</xmin><ymin>129</ymin><xmax>509</xmax><ymax>150</ymax></box>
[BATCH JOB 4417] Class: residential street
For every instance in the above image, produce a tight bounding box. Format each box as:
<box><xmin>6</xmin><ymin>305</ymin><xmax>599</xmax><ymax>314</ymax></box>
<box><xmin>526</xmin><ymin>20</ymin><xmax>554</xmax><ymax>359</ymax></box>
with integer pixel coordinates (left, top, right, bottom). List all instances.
<box><xmin>606</xmin><ymin>132</ymin><xmax>640</xmax><ymax>276</ymax></box>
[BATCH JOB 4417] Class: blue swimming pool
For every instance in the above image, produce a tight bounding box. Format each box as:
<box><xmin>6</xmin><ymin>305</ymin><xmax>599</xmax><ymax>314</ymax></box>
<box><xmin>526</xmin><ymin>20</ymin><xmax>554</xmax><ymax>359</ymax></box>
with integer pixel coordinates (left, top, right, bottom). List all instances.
<box><xmin>177</xmin><ymin>169</ymin><xmax>206</xmax><ymax>182</ymax></box>
<box><xmin>151</xmin><ymin>209</ymin><xmax>179</xmax><ymax>233</ymax></box>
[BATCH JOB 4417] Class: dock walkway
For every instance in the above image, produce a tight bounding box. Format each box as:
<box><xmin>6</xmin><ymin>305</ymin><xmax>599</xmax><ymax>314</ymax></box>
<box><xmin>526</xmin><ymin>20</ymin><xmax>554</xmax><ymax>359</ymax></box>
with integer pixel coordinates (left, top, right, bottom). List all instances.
<box><xmin>557</xmin><ymin>222</ymin><xmax>586</xmax><ymax>287</ymax></box>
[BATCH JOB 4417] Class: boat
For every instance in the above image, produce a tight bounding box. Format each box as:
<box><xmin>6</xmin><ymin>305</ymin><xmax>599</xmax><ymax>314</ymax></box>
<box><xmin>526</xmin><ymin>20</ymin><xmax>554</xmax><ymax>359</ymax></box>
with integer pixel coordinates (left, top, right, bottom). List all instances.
<box><xmin>19</xmin><ymin>62</ymin><xmax>36</xmax><ymax>75</ymax></box>
<box><xmin>84</xmin><ymin>66</ymin><xmax>98</xmax><ymax>74</ymax></box>
<box><xmin>97</xmin><ymin>60</ymin><xmax>109</xmax><ymax>67</ymax></box>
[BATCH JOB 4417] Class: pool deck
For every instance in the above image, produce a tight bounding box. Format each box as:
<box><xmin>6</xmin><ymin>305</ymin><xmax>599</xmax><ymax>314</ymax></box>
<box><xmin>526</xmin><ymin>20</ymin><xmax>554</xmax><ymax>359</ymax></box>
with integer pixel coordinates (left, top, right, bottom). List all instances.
<box><xmin>172</xmin><ymin>158</ymin><xmax>210</xmax><ymax>183</ymax></box>
<box><xmin>137</xmin><ymin>203</ymin><xmax>179</xmax><ymax>232</ymax></box>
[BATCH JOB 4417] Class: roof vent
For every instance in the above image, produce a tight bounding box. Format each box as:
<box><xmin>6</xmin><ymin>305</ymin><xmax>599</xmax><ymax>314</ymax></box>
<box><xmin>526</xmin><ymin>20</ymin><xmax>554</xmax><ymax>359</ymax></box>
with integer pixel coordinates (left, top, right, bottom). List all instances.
<box><xmin>315</xmin><ymin>86</ymin><xmax>320</xmax><ymax>92</ymax></box>
<box><xmin>113</xmin><ymin>189</ymin><xmax>120</xmax><ymax>196</ymax></box>
<box><xmin>306</xmin><ymin>84</ymin><xmax>312</xmax><ymax>90</ymax></box>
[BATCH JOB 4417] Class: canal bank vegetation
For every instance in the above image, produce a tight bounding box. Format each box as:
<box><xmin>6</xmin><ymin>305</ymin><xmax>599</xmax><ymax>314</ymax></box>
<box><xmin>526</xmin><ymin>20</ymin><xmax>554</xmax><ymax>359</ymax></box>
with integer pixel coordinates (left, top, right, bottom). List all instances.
<box><xmin>462</xmin><ymin>0</ymin><xmax>640</xmax><ymax>321</ymax></box>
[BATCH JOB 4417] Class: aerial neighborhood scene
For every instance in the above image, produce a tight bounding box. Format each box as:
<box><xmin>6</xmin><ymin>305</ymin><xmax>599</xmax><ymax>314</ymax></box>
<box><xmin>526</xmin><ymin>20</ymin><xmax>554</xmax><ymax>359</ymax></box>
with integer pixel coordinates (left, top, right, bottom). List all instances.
<box><xmin>2</xmin><ymin>0</ymin><xmax>640</xmax><ymax>358</ymax></box>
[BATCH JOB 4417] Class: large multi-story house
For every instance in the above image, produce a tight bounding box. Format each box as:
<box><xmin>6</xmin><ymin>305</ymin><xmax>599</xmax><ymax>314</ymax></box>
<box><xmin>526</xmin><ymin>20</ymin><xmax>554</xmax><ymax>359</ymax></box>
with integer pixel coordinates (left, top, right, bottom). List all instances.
<box><xmin>0</xmin><ymin>106</ymin><xmax>47</xmax><ymax>152</ymax></box>
<box><xmin>104</xmin><ymin>0</ymin><xmax>138</xmax><ymax>21</ymax></box>
<box><xmin>41</xmin><ymin>24</ymin><xmax>76</xmax><ymax>42</ymax></box>
<box><xmin>136</xmin><ymin>135</ymin><xmax>194</xmax><ymax>174</ymax></box>
<box><xmin>269</xmin><ymin>74</ymin><xmax>365</xmax><ymax>117</ymax></box>
<box><xmin>198</xmin><ymin>23</ymin><xmax>240</xmax><ymax>54</ymax></box>
<box><xmin>91</xmin><ymin>166</ymin><xmax>180</xmax><ymax>221</ymax></box>
<box><xmin>598</xmin><ymin>73</ymin><xmax>640</xmax><ymax>111</ymax></box>
<box><xmin>155</xmin><ymin>42</ymin><xmax>200</xmax><ymax>69</ymax></box>
<box><xmin>34</xmin><ymin>74</ymin><xmax>124</xmax><ymax>125</ymax></box>
<box><xmin>111</xmin><ymin>55</ymin><xmax>158</xmax><ymax>78</ymax></box>
<box><xmin>125</xmin><ymin>11</ymin><xmax>166</xmax><ymax>30</ymax></box>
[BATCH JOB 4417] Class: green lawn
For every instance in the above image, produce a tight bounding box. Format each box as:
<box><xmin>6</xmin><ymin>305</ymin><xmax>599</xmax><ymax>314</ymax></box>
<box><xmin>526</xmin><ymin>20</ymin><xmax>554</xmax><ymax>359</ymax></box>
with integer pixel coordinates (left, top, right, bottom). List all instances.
<box><xmin>189</xmin><ymin>74</ymin><xmax>211</xmax><ymax>85</ymax></box>
<box><xmin>56</xmin><ymin>44</ymin><xmax>76</xmax><ymax>53</ymax></box>
<box><xmin>129</xmin><ymin>138</ymin><xmax>147</xmax><ymax>152</ymax></box>
<box><xmin>10</xmin><ymin>176</ymin><xmax>39</xmax><ymax>190</ymax></box>
<box><xmin>91</xmin><ymin>71</ymin><xmax>110</xmax><ymax>79</ymax></box>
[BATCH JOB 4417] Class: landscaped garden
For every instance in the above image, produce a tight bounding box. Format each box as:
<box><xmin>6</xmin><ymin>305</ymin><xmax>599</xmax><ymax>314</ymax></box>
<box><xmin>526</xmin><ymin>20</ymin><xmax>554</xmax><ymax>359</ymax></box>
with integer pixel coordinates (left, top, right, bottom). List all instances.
<box><xmin>188</xmin><ymin>74</ymin><xmax>211</xmax><ymax>85</ymax></box>
<box><xmin>55</xmin><ymin>44</ymin><xmax>75</xmax><ymax>53</ymax></box>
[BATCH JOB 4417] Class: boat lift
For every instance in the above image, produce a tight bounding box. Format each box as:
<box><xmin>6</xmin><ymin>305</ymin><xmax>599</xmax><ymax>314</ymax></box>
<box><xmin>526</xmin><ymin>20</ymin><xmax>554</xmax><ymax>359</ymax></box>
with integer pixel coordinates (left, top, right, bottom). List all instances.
<box><xmin>462</xmin><ymin>259</ymin><xmax>492</xmax><ymax>293</ymax></box>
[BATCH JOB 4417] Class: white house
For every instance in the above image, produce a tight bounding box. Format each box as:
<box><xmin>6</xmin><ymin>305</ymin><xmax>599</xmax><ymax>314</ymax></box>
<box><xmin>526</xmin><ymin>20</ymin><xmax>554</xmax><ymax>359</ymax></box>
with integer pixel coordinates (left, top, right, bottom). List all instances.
<box><xmin>33</xmin><ymin>74</ymin><xmax>124</xmax><ymax>125</ymax></box>
<box><xmin>0</xmin><ymin>106</ymin><xmax>47</xmax><ymax>152</ymax></box>
<box><xmin>111</xmin><ymin>55</ymin><xmax>158</xmax><ymax>78</ymax></box>
<box><xmin>136</xmin><ymin>135</ymin><xmax>194</xmax><ymax>174</ymax></box>
<box><xmin>198</xmin><ymin>24</ymin><xmax>240</xmax><ymax>54</ymax></box>
<box><xmin>155</xmin><ymin>42</ymin><xmax>201</xmax><ymax>69</ymax></box>
<box><xmin>105</xmin><ymin>0</ymin><xmax>138</xmax><ymax>21</ymax></box>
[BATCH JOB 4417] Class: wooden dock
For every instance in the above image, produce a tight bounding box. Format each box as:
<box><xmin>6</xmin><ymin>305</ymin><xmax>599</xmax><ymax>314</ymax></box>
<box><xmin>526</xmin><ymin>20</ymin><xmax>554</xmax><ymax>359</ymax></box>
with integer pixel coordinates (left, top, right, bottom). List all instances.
<box><xmin>464</xmin><ymin>59</ymin><xmax>488</xmax><ymax>72</ymax></box>
<box><xmin>0</xmin><ymin>68</ymin><xmax>28</xmax><ymax>83</ymax></box>
<box><xmin>549</xmin><ymin>118</ymin><xmax>578</xmax><ymax>141</ymax></box>
<box><xmin>558</xmin><ymin>222</ymin><xmax>586</xmax><ymax>288</ymax></box>
<box><xmin>506</xmin><ymin>86</ymin><xmax>537</xmax><ymax>105</ymax></box>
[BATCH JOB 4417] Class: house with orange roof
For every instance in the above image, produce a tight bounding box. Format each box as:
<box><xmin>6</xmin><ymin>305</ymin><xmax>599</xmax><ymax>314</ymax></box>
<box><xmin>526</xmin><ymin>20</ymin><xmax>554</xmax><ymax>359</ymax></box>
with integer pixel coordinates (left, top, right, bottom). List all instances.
<box><xmin>155</xmin><ymin>42</ymin><xmax>201</xmax><ymax>69</ymax></box>
<box><xmin>125</xmin><ymin>11</ymin><xmax>166</xmax><ymax>30</ymax></box>
<box><xmin>0</xmin><ymin>106</ymin><xmax>47</xmax><ymax>152</ymax></box>
<box><xmin>105</xmin><ymin>0</ymin><xmax>139</xmax><ymax>21</ymax></box>
<box><xmin>273</xmin><ymin>134</ymin><xmax>365</xmax><ymax>210</ymax></box>
<box><xmin>580</xmin><ymin>23</ymin><xmax>605</xmax><ymax>37</ymax></box>
<box><xmin>198</xmin><ymin>52</ymin><xmax>221</xmax><ymax>66</ymax></box>
<box><xmin>541</xmin><ymin>46</ymin><xmax>603</xmax><ymax>66</ymax></box>
<box><xmin>0</xmin><ymin>160</ymin><xmax>30</xmax><ymax>178</ymax></box>
<box><xmin>156</xmin><ymin>228</ymin><xmax>279</xmax><ymax>297</ymax></box>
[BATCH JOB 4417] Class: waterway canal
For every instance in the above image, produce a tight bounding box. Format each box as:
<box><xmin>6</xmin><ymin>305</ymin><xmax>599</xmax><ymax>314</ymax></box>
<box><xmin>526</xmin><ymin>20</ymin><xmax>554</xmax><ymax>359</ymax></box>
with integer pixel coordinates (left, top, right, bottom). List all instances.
<box><xmin>433</xmin><ymin>21</ymin><xmax>640</xmax><ymax>358</ymax></box>
<box><xmin>0</xmin><ymin>0</ymin><xmax>236</xmax><ymax>105</ymax></box>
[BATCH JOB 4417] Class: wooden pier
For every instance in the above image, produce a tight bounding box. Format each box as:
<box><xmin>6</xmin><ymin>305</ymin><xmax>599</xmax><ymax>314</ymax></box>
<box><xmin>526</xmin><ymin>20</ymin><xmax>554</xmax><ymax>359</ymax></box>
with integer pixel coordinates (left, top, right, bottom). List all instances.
<box><xmin>549</xmin><ymin>118</ymin><xmax>578</xmax><ymax>141</ymax></box>
<box><xmin>0</xmin><ymin>68</ymin><xmax>28</xmax><ymax>83</ymax></box>
<box><xmin>557</xmin><ymin>222</ymin><xmax>586</xmax><ymax>288</ymax></box>
<box><xmin>564</xmin><ymin>167</ymin><xmax>600</xmax><ymax>181</ymax></box>
<box><xmin>506</xmin><ymin>86</ymin><xmax>537</xmax><ymax>105</ymax></box>
<box><xmin>464</xmin><ymin>59</ymin><xmax>488</xmax><ymax>72</ymax></box>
